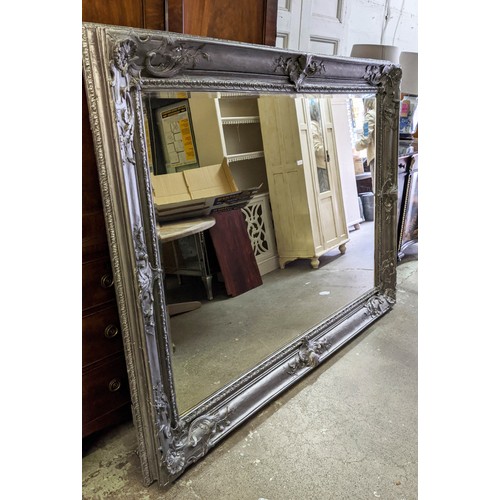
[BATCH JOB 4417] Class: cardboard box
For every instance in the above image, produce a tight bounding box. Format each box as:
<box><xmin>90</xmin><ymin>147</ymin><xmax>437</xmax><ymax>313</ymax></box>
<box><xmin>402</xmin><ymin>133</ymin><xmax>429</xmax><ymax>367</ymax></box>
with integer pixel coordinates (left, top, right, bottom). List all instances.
<box><xmin>151</xmin><ymin>157</ymin><xmax>260</xmax><ymax>222</ymax></box>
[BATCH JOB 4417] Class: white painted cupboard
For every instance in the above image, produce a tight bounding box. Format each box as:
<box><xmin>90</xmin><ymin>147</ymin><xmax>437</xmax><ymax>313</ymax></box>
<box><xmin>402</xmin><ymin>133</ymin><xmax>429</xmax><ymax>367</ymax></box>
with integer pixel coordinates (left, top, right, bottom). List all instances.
<box><xmin>258</xmin><ymin>95</ymin><xmax>349</xmax><ymax>269</ymax></box>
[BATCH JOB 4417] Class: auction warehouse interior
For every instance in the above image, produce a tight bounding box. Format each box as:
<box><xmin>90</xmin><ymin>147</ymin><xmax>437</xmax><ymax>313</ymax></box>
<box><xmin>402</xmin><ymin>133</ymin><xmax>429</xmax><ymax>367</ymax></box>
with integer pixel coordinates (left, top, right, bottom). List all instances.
<box><xmin>82</xmin><ymin>1</ymin><xmax>418</xmax><ymax>498</ymax></box>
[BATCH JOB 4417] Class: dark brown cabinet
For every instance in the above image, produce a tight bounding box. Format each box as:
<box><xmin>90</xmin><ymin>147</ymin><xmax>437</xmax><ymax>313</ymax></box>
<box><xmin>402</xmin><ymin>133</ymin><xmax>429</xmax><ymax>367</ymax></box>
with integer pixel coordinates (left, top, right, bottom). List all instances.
<box><xmin>397</xmin><ymin>153</ymin><xmax>418</xmax><ymax>260</ymax></box>
<box><xmin>168</xmin><ymin>0</ymin><xmax>277</xmax><ymax>45</ymax></box>
<box><xmin>82</xmin><ymin>0</ymin><xmax>166</xmax><ymax>438</ymax></box>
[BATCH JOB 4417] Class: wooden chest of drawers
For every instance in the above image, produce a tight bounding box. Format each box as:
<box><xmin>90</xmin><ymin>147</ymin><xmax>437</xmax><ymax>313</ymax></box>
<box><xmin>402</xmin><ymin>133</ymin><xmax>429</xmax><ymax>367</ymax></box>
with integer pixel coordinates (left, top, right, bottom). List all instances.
<box><xmin>82</xmin><ymin>0</ymin><xmax>168</xmax><ymax>439</ymax></box>
<box><xmin>82</xmin><ymin>253</ymin><xmax>132</xmax><ymax>437</ymax></box>
<box><xmin>82</xmin><ymin>87</ymin><xmax>131</xmax><ymax>437</ymax></box>
<box><xmin>83</xmin><ymin>350</ymin><xmax>131</xmax><ymax>434</ymax></box>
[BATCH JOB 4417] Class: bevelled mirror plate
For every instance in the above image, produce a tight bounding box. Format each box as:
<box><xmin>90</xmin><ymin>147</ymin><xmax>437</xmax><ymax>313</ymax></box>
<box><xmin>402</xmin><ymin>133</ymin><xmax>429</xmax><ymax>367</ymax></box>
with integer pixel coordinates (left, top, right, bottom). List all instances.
<box><xmin>82</xmin><ymin>22</ymin><xmax>401</xmax><ymax>487</ymax></box>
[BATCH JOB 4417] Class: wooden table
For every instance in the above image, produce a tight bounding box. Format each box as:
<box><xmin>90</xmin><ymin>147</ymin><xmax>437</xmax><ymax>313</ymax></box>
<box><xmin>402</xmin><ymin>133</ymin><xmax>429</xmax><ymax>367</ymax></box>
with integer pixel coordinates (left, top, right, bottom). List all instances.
<box><xmin>158</xmin><ymin>216</ymin><xmax>216</xmax><ymax>315</ymax></box>
<box><xmin>158</xmin><ymin>217</ymin><xmax>216</xmax><ymax>243</ymax></box>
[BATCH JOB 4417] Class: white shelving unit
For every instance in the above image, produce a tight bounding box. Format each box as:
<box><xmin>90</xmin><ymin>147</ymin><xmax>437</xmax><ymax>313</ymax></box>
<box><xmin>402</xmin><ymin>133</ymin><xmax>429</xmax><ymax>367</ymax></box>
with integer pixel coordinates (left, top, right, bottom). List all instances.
<box><xmin>189</xmin><ymin>93</ymin><xmax>278</xmax><ymax>276</ymax></box>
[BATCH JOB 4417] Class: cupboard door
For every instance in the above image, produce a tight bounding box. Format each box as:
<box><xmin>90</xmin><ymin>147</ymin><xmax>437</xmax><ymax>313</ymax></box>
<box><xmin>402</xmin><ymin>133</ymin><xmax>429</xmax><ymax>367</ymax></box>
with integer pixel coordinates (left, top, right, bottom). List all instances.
<box><xmin>168</xmin><ymin>0</ymin><xmax>277</xmax><ymax>45</ymax></box>
<box><xmin>304</xmin><ymin>98</ymin><xmax>348</xmax><ymax>251</ymax></box>
<box><xmin>258</xmin><ymin>96</ymin><xmax>313</xmax><ymax>263</ymax></box>
<box><xmin>83</xmin><ymin>0</ymin><xmax>165</xmax><ymax>30</ymax></box>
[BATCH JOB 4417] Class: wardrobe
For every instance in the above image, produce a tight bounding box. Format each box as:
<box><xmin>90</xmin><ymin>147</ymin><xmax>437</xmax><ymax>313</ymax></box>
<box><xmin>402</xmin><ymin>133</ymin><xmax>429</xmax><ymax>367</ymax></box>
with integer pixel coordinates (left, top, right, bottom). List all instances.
<box><xmin>258</xmin><ymin>95</ymin><xmax>349</xmax><ymax>269</ymax></box>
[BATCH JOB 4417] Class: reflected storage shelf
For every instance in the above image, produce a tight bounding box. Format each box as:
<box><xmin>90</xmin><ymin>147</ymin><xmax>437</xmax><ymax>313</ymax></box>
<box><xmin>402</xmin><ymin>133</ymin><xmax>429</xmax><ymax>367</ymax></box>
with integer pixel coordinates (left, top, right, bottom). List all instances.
<box><xmin>189</xmin><ymin>93</ymin><xmax>268</xmax><ymax>191</ymax></box>
<box><xmin>189</xmin><ymin>93</ymin><xmax>278</xmax><ymax>275</ymax></box>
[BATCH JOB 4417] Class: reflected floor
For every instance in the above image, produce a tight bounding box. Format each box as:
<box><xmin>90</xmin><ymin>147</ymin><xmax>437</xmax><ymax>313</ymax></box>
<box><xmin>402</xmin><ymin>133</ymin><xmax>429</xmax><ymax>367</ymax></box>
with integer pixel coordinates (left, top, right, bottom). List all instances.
<box><xmin>166</xmin><ymin>221</ymin><xmax>374</xmax><ymax>414</ymax></box>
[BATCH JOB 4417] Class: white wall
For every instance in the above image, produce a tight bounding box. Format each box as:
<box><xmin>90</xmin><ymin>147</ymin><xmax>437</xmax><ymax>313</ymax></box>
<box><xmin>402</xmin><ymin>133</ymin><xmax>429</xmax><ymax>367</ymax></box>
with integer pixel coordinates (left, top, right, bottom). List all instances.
<box><xmin>277</xmin><ymin>0</ymin><xmax>418</xmax><ymax>56</ymax></box>
<box><xmin>344</xmin><ymin>0</ymin><xmax>418</xmax><ymax>55</ymax></box>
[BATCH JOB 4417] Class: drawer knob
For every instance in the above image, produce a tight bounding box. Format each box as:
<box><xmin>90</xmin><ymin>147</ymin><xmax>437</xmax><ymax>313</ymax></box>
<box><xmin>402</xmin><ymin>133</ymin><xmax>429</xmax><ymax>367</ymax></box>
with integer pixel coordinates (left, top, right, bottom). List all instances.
<box><xmin>108</xmin><ymin>378</ymin><xmax>122</xmax><ymax>392</ymax></box>
<box><xmin>100</xmin><ymin>273</ymin><xmax>114</xmax><ymax>289</ymax></box>
<box><xmin>104</xmin><ymin>324</ymin><xmax>120</xmax><ymax>339</ymax></box>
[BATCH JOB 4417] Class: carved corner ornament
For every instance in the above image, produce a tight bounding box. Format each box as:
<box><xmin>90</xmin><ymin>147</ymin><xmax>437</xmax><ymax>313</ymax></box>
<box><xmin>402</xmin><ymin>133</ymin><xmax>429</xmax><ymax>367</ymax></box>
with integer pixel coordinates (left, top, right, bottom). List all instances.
<box><xmin>111</xmin><ymin>35</ymin><xmax>208</xmax><ymax>82</ymax></box>
<box><xmin>364</xmin><ymin>64</ymin><xmax>402</xmax><ymax>130</ymax></box>
<box><xmin>364</xmin><ymin>293</ymin><xmax>395</xmax><ymax>318</ymax></box>
<box><xmin>154</xmin><ymin>382</ymin><xmax>232</xmax><ymax>477</ymax></box>
<box><xmin>275</xmin><ymin>54</ymin><xmax>326</xmax><ymax>90</ymax></box>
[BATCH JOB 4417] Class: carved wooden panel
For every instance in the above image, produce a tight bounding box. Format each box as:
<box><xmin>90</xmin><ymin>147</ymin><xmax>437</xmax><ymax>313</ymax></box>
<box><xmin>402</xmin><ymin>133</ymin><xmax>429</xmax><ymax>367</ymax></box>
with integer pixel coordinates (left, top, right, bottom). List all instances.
<box><xmin>241</xmin><ymin>193</ymin><xmax>279</xmax><ymax>275</ymax></box>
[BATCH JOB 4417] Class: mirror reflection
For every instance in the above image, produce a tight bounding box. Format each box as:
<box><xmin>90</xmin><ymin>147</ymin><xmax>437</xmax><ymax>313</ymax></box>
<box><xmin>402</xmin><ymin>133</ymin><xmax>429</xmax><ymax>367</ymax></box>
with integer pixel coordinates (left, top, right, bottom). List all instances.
<box><xmin>143</xmin><ymin>91</ymin><xmax>376</xmax><ymax>414</ymax></box>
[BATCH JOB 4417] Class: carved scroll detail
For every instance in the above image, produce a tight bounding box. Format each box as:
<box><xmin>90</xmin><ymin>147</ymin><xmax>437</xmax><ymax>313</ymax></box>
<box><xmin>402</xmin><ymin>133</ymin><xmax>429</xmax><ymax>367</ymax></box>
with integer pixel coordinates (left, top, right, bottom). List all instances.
<box><xmin>145</xmin><ymin>37</ymin><xmax>208</xmax><ymax>77</ymax></box>
<box><xmin>365</xmin><ymin>295</ymin><xmax>386</xmax><ymax>318</ymax></box>
<box><xmin>110</xmin><ymin>43</ymin><xmax>138</xmax><ymax>170</ymax></box>
<box><xmin>378</xmin><ymin>176</ymin><xmax>399</xmax><ymax>224</ymax></box>
<box><xmin>275</xmin><ymin>54</ymin><xmax>326</xmax><ymax>90</ymax></box>
<box><xmin>111</xmin><ymin>35</ymin><xmax>208</xmax><ymax>82</ymax></box>
<box><xmin>379</xmin><ymin>251</ymin><xmax>398</xmax><ymax>301</ymax></box>
<box><xmin>287</xmin><ymin>337</ymin><xmax>331</xmax><ymax>375</ymax></box>
<box><xmin>184</xmin><ymin>409</ymin><xmax>232</xmax><ymax>449</ymax></box>
<box><xmin>133</xmin><ymin>226</ymin><xmax>163</xmax><ymax>336</ymax></box>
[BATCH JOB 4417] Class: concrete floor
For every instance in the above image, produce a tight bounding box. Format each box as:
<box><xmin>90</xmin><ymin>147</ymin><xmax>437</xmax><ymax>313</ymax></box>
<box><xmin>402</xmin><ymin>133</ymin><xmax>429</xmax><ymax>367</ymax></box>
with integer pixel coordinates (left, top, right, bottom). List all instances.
<box><xmin>82</xmin><ymin>246</ymin><xmax>417</xmax><ymax>499</ymax></box>
<box><xmin>170</xmin><ymin>222</ymin><xmax>374</xmax><ymax>413</ymax></box>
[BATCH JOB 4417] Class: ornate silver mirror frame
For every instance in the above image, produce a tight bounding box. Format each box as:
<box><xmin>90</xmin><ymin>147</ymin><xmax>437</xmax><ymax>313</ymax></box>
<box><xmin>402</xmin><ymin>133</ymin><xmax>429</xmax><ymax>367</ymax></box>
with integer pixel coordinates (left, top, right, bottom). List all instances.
<box><xmin>82</xmin><ymin>22</ymin><xmax>401</xmax><ymax>487</ymax></box>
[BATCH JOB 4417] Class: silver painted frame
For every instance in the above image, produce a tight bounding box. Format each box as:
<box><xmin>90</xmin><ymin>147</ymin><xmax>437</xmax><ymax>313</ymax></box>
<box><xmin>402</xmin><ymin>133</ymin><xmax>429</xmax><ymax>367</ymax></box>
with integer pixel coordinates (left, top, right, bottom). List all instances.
<box><xmin>82</xmin><ymin>22</ymin><xmax>401</xmax><ymax>487</ymax></box>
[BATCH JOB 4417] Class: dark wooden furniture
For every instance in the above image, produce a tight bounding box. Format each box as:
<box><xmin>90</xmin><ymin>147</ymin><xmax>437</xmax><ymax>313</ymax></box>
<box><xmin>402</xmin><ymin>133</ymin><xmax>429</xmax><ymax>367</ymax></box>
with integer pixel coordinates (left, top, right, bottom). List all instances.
<box><xmin>355</xmin><ymin>172</ymin><xmax>373</xmax><ymax>194</ymax></box>
<box><xmin>82</xmin><ymin>0</ymin><xmax>166</xmax><ymax>438</ymax></box>
<box><xmin>397</xmin><ymin>153</ymin><xmax>418</xmax><ymax>260</ymax></box>
<box><xmin>82</xmin><ymin>0</ymin><xmax>277</xmax><ymax>437</ymax></box>
<box><xmin>209</xmin><ymin>211</ymin><xmax>263</xmax><ymax>297</ymax></box>
<box><xmin>167</xmin><ymin>0</ymin><xmax>277</xmax><ymax>46</ymax></box>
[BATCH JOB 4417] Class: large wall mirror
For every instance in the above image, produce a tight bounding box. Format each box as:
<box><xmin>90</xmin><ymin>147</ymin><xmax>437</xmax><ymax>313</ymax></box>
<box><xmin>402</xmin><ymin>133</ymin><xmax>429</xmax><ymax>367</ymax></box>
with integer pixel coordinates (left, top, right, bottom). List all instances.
<box><xmin>82</xmin><ymin>23</ymin><xmax>401</xmax><ymax>488</ymax></box>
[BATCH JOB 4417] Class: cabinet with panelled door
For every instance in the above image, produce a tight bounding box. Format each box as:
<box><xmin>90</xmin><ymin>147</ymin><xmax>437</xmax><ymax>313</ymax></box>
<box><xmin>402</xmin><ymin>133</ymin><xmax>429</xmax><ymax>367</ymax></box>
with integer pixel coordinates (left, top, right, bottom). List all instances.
<box><xmin>258</xmin><ymin>95</ymin><xmax>349</xmax><ymax>269</ymax></box>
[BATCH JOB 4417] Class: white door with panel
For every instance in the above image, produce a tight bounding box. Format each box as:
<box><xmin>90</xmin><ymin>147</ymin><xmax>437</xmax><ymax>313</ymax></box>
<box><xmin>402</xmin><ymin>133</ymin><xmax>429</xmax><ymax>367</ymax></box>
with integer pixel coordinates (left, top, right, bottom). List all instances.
<box><xmin>276</xmin><ymin>0</ymin><xmax>347</xmax><ymax>55</ymax></box>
